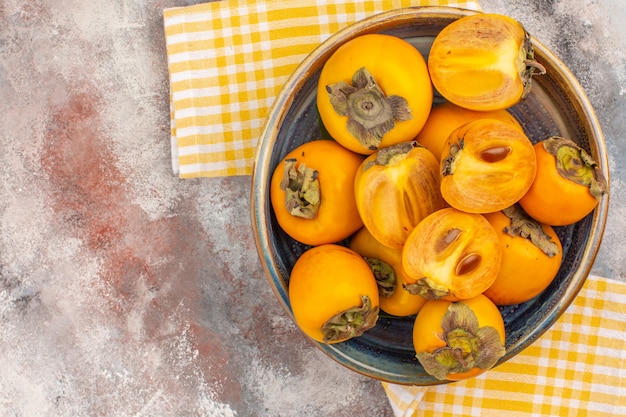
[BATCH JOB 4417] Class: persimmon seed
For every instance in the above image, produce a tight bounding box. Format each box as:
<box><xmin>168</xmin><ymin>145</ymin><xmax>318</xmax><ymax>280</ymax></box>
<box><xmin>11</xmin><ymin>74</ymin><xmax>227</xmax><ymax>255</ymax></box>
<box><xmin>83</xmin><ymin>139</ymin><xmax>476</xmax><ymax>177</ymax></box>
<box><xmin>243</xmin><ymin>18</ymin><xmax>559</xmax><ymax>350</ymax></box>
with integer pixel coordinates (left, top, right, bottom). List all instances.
<box><xmin>456</xmin><ymin>253</ymin><xmax>481</xmax><ymax>276</ymax></box>
<box><xmin>479</xmin><ymin>146</ymin><xmax>511</xmax><ymax>163</ymax></box>
<box><xmin>435</xmin><ymin>228</ymin><xmax>462</xmax><ymax>253</ymax></box>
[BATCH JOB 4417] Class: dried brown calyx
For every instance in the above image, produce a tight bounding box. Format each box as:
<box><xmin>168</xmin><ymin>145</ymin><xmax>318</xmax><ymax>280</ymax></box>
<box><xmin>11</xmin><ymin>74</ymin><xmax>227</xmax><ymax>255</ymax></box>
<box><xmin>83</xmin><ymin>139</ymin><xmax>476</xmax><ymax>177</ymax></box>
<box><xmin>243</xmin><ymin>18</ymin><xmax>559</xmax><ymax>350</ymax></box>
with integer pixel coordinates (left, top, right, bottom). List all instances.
<box><xmin>364</xmin><ymin>257</ymin><xmax>396</xmax><ymax>298</ymax></box>
<box><xmin>502</xmin><ymin>205</ymin><xmax>560</xmax><ymax>257</ymax></box>
<box><xmin>326</xmin><ymin>67</ymin><xmax>411</xmax><ymax>150</ymax></box>
<box><xmin>279</xmin><ymin>159</ymin><xmax>320</xmax><ymax>219</ymax></box>
<box><xmin>416</xmin><ymin>302</ymin><xmax>505</xmax><ymax>380</ymax></box>
<box><xmin>321</xmin><ymin>295</ymin><xmax>379</xmax><ymax>343</ymax></box>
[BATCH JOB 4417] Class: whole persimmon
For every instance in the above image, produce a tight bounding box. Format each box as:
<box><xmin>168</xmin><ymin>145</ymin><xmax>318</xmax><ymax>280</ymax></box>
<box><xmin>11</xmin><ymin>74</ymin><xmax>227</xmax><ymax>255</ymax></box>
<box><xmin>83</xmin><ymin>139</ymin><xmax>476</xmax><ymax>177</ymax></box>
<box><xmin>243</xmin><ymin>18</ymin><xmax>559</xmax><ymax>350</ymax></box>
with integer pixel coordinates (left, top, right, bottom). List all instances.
<box><xmin>317</xmin><ymin>33</ymin><xmax>433</xmax><ymax>154</ymax></box>
<box><xmin>483</xmin><ymin>205</ymin><xmax>563</xmax><ymax>305</ymax></box>
<box><xmin>288</xmin><ymin>244</ymin><xmax>380</xmax><ymax>344</ymax></box>
<box><xmin>413</xmin><ymin>294</ymin><xmax>506</xmax><ymax>381</ymax></box>
<box><xmin>518</xmin><ymin>136</ymin><xmax>608</xmax><ymax>226</ymax></box>
<box><xmin>270</xmin><ymin>139</ymin><xmax>364</xmax><ymax>246</ymax></box>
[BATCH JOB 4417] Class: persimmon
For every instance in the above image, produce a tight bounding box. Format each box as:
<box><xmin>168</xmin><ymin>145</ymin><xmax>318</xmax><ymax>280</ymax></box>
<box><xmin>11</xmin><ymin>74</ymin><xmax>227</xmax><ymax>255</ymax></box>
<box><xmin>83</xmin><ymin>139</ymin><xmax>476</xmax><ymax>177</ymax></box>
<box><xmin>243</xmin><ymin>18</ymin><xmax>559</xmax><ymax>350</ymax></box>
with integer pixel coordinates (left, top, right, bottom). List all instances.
<box><xmin>288</xmin><ymin>244</ymin><xmax>380</xmax><ymax>344</ymax></box>
<box><xmin>317</xmin><ymin>33</ymin><xmax>432</xmax><ymax>154</ymax></box>
<box><xmin>428</xmin><ymin>13</ymin><xmax>545</xmax><ymax>111</ymax></box>
<box><xmin>415</xmin><ymin>101</ymin><xmax>523</xmax><ymax>161</ymax></box>
<box><xmin>483</xmin><ymin>206</ymin><xmax>563</xmax><ymax>305</ymax></box>
<box><xmin>518</xmin><ymin>136</ymin><xmax>608</xmax><ymax>226</ymax></box>
<box><xmin>412</xmin><ymin>294</ymin><xmax>506</xmax><ymax>381</ymax></box>
<box><xmin>270</xmin><ymin>139</ymin><xmax>364</xmax><ymax>246</ymax></box>
<box><xmin>440</xmin><ymin>118</ymin><xmax>537</xmax><ymax>213</ymax></box>
<box><xmin>349</xmin><ymin>227</ymin><xmax>427</xmax><ymax>317</ymax></box>
<box><xmin>354</xmin><ymin>141</ymin><xmax>445</xmax><ymax>249</ymax></box>
<box><xmin>402</xmin><ymin>207</ymin><xmax>501</xmax><ymax>301</ymax></box>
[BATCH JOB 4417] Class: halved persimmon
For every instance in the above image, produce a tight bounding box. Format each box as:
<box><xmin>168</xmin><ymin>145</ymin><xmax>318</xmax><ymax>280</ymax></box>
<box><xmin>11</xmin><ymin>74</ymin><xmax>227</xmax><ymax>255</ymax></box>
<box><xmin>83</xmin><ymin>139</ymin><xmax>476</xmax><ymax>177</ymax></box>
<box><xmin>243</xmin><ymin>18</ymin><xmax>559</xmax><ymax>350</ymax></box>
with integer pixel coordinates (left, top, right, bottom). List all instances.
<box><xmin>354</xmin><ymin>141</ymin><xmax>445</xmax><ymax>249</ymax></box>
<box><xmin>428</xmin><ymin>13</ymin><xmax>545</xmax><ymax>111</ymax></box>
<box><xmin>483</xmin><ymin>205</ymin><xmax>563</xmax><ymax>305</ymax></box>
<box><xmin>402</xmin><ymin>207</ymin><xmax>501</xmax><ymax>301</ymax></box>
<box><xmin>440</xmin><ymin>118</ymin><xmax>537</xmax><ymax>213</ymax></box>
<box><xmin>415</xmin><ymin>101</ymin><xmax>523</xmax><ymax>161</ymax></box>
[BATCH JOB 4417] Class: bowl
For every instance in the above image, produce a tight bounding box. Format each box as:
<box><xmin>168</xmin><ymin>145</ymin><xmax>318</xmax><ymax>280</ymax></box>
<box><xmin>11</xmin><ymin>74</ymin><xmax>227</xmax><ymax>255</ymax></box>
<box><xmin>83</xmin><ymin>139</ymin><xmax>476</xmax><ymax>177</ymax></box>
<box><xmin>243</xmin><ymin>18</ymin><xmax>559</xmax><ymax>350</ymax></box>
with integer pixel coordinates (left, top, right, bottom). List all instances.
<box><xmin>251</xmin><ymin>7</ymin><xmax>610</xmax><ymax>385</ymax></box>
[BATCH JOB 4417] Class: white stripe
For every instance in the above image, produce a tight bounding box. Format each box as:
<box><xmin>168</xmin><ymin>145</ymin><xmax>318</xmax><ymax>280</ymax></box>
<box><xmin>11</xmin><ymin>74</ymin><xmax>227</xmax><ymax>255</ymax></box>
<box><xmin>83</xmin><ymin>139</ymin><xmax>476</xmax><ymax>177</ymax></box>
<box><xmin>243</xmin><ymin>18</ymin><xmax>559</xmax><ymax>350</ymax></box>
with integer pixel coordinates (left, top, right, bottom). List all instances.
<box><xmin>178</xmin><ymin>158</ymin><xmax>250</xmax><ymax>175</ymax></box>
<box><xmin>167</xmin><ymin>21</ymin><xmax>328</xmax><ymax>53</ymax></box>
<box><xmin>175</xmin><ymin>105</ymin><xmax>227</xmax><ymax>120</ymax></box>
<box><xmin>535</xmin><ymin>334</ymin><xmax>624</xmax><ymax>362</ymax></box>
<box><xmin>178</xmin><ymin>142</ymin><xmax>225</xmax><ymax>156</ymax></box>
<box><xmin>170</xmin><ymin>68</ymin><xmax>220</xmax><ymax>83</ymax></box>
<box><xmin>165</xmin><ymin>2</ymin><xmax>270</xmax><ymax>28</ymax></box>
<box><xmin>166</xmin><ymin>30</ymin><xmax>220</xmax><ymax>45</ymax></box>
<box><xmin>175</xmin><ymin>124</ymin><xmax>225</xmax><ymax>138</ymax></box>
<box><xmin>173</xmin><ymin>98</ymin><xmax>263</xmax><ymax>119</ymax></box>
<box><xmin>170</xmin><ymin>135</ymin><xmax>179</xmax><ymax>175</ymax></box>
<box><xmin>164</xmin><ymin>10</ymin><xmax>214</xmax><ymax>27</ymax></box>
<box><xmin>167</xmin><ymin>49</ymin><xmax>217</xmax><ymax>64</ymax></box>
<box><xmin>175</xmin><ymin>119</ymin><xmax>265</xmax><ymax>138</ymax></box>
<box><xmin>600</xmin><ymin>288</ymin><xmax>626</xmax><ymax>304</ymax></box>
<box><xmin>595</xmin><ymin>342</ymin><xmax>626</xmax><ymax>358</ymax></box>
<box><xmin>171</xmin><ymin>87</ymin><xmax>223</xmax><ymax>102</ymax></box>
<box><xmin>587</xmin><ymin>401</ymin><xmax>626</xmax><ymax>414</ymax></box>
<box><xmin>169</xmin><ymin>55</ymin><xmax>302</xmax><ymax>84</ymax></box>
<box><xmin>177</xmin><ymin>138</ymin><xmax>258</xmax><ymax>157</ymax></box>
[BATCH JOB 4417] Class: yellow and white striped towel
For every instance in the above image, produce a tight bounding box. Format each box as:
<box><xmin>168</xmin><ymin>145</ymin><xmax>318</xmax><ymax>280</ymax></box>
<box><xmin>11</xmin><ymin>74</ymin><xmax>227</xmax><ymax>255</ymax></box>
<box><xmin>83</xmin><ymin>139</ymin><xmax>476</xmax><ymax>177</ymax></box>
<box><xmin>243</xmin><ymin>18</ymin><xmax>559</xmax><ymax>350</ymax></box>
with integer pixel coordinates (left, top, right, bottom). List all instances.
<box><xmin>383</xmin><ymin>274</ymin><xmax>626</xmax><ymax>417</ymax></box>
<box><xmin>163</xmin><ymin>0</ymin><xmax>481</xmax><ymax>178</ymax></box>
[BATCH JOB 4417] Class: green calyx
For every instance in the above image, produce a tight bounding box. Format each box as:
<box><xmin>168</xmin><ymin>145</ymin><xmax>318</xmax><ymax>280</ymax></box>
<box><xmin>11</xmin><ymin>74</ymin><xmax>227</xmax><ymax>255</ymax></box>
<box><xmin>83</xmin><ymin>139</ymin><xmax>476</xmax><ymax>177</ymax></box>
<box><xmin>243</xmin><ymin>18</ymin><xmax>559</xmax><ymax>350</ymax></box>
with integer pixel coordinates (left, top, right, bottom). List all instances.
<box><xmin>326</xmin><ymin>67</ymin><xmax>412</xmax><ymax>151</ymax></box>
<box><xmin>416</xmin><ymin>302</ymin><xmax>506</xmax><ymax>380</ymax></box>
<box><xmin>543</xmin><ymin>136</ymin><xmax>607</xmax><ymax>199</ymax></box>
<box><xmin>280</xmin><ymin>159</ymin><xmax>320</xmax><ymax>219</ymax></box>
<box><xmin>364</xmin><ymin>257</ymin><xmax>396</xmax><ymax>298</ymax></box>
<box><xmin>502</xmin><ymin>205</ymin><xmax>560</xmax><ymax>257</ymax></box>
<box><xmin>321</xmin><ymin>295</ymin><xmax>379</xmax><ymax>343</ymax></box>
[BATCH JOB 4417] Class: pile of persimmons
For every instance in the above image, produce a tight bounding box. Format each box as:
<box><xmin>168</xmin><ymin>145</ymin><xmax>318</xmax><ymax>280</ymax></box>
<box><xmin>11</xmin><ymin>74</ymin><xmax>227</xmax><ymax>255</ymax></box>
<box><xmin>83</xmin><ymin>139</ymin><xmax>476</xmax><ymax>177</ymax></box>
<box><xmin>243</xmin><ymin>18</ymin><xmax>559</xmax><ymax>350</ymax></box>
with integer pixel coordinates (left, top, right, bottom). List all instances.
<box><xmin>269</xmin><ymin>13</ymin><xmax>607</xmax><ymax>381</ymax></box>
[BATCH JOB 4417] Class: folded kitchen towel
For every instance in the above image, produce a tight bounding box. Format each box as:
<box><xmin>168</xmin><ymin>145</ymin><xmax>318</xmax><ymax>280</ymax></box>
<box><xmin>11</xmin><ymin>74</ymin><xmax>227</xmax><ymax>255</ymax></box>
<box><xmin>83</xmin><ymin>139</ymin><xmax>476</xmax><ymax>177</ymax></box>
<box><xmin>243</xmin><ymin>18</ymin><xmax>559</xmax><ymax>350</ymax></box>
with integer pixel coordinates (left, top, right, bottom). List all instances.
<box><xmin>383</xmin><ymin>274</ymin><xmax>626</xmax><ymax>417</ymax></box>
<box><xmin>163</xmin><ymin>0</ymin><xmax>482</xmax><ymax>178</ymax></box>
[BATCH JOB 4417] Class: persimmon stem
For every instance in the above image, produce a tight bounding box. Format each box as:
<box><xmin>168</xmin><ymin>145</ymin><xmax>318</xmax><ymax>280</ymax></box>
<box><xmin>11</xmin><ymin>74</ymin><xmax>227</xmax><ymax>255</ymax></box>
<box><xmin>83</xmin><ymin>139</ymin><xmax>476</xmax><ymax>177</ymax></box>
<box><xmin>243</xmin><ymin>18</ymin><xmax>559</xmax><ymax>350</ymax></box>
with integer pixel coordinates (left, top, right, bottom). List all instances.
<box><xmin>524</xmin><ymin>59</ymin><xmax>546</xmax><ymax>75</ymax></box>
<box><xmin>521</xmin><ymin>33</ymin><xmax>545</xmax><ymax>98</ymax></box>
